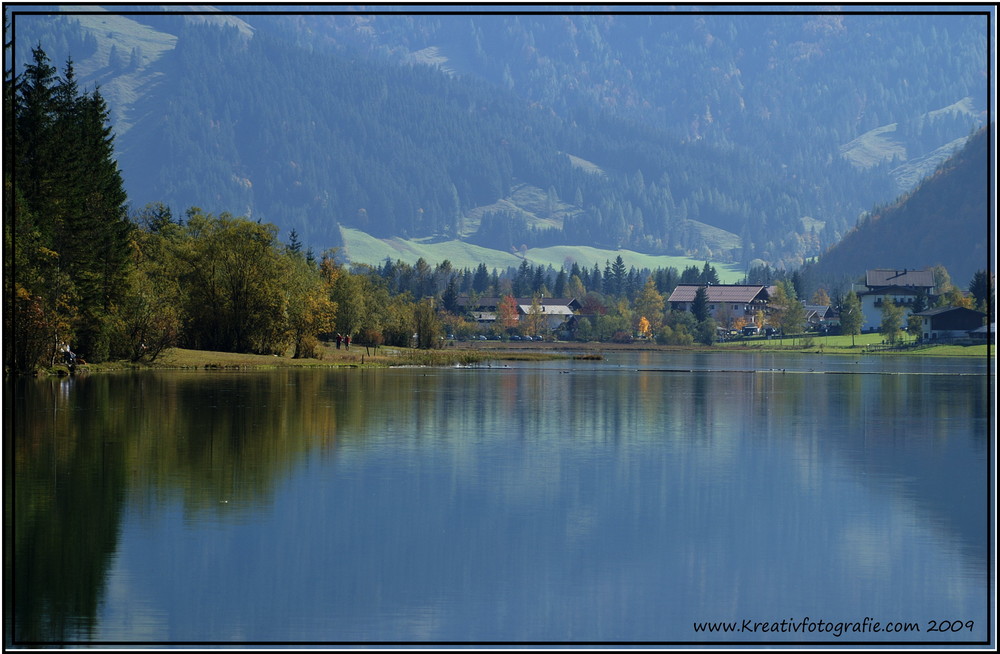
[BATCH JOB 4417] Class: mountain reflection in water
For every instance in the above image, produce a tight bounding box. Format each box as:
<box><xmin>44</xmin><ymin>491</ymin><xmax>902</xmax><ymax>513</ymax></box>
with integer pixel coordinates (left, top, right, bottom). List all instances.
<box><xmin>8</xmin><ymin>352</ymin><xmax>991</xmax><ymax>644</ymax></box>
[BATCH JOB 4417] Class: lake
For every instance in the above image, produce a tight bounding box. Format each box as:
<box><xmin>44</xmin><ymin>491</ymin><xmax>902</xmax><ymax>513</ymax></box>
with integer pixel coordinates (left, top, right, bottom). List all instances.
<box><xmin>7</xmin><ymin>351</ymin><xmax>992</xmax><ymax>646</ymax></box>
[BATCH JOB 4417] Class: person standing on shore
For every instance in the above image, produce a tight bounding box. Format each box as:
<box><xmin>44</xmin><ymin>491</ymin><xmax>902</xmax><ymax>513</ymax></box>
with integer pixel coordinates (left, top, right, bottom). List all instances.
<box><xmin>336</xmin><ymin>334</ymin><xmax>342</xmax><ymax>349</ymax></box>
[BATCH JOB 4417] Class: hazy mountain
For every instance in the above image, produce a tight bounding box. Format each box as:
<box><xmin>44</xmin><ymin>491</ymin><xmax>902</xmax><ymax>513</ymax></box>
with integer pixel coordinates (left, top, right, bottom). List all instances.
<box><xmin>808</xmin><ymin>126</ymin><xmax>991</xmax><ymax>288</ymax></box>
<box><xmin>10</xmin><ymin>6</ymin><xmax>989</xmax><ymax>270</ymax></box>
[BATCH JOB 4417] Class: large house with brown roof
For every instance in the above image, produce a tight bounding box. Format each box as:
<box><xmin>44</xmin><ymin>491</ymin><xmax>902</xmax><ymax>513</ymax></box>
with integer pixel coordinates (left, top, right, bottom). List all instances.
<box><xmin>667</xmin><ymin>284</ymin><xmax>776</xmax><ymax>325</ymax></box>
<box><xmin>854</xmin><ymin>268</ymin><xmax>936</xmax><ymax>331</ymax></box>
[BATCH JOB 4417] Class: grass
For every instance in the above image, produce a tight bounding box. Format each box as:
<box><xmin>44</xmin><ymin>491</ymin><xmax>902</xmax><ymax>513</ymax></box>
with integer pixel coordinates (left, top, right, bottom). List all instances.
<box><xmin>52</xmin><ymin>341</ymin><xmax>577</xmax><ymax>376</ymax></box>
<box><xmin>717</xmin><ymin>331</ymin><xmax>992</xmax><ymax>357</ymax></box>
<box><xmin>44</xmin><ymin>332</ymin><xmax>990</xmax><ymax>376</ymax></box>
<box><xmin>840</xmin><ymin>123</ymin><xmax>905</xmax><ymax>170</ymax></box>
<box><xmin>340</xmin><ymin>227</ymin><xmax>746</xmax><ymax>282</ymax></box>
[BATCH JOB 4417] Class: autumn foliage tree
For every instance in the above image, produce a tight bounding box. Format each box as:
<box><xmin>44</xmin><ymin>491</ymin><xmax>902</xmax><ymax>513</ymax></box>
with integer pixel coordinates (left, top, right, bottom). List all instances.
<box><xmin>497</xmin><ymin>294</ymin><xmax>520</xmax><ymax>333</ymax></box>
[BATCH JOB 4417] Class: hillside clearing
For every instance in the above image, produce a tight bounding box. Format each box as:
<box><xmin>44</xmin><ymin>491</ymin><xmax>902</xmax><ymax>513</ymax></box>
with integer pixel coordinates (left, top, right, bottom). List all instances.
<box><xmin>340</xmin><ymin>227</ymin><xmax>746</xmax><ymax>280</ymax></box>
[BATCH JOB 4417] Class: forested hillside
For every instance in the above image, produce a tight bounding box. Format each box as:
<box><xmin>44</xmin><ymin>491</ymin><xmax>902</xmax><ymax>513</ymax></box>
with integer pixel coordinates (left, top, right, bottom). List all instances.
<box><xmin>10</xmin><ymin>7</ymin><xmax>989</xmax><ymax>271</ymax></box>
<box><xmin>806</xmin><ymin>126</ymin><xmax>991</xmax><ymax>290</ymax></box>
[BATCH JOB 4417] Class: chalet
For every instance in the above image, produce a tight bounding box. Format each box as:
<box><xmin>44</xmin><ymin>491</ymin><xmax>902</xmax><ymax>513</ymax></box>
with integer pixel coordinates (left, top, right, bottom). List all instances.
<box><xmin>667</xmin><ymin>284</ymin><xmax>775</xmax><ymax>324</ymax></box>
<box><xmin>516</xmin><ymin>301</ymin><xmax>576</xmax><ymax>330</ymax></box>
<box><xmin>803</xmin><ymin>304</ymin><xmax>836</xmax><ymax>330</ymax></box>
<box><xmin>456</xmin><ymin>296</ymin><xmax>581</xmax><ymax>328</ymax></box>
<box><xmin>912</xmin><ymin>306</ymin><xmax>986</xmax><ymax>341</ymax></box>
<box><xmin>855</xmin><ymin>268</ymin><xmax>936</xmax><ymax>331</ymax></box>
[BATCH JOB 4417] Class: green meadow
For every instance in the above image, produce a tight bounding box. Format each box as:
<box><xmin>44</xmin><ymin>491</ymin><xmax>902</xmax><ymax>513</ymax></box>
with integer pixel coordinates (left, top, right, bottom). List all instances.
<box><xmin>340</xmin><ymin>227</ymin><xmax>746</xmax><ymax>282</ymax></box>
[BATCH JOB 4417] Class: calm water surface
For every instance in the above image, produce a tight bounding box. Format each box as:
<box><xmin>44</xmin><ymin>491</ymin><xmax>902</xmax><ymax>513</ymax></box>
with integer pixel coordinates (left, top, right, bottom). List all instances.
<box><xmin>8</xmin><ymin>351</ymin><xmax>992</xmax><ymax>645</ymax></box>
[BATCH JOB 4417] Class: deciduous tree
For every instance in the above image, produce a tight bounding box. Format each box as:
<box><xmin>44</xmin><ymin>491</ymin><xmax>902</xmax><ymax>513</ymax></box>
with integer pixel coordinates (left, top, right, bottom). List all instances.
<box><xmin>175</xmin><ymin>211</ymin><xmax>289</xmax><ymax>354</ymax></box>
<box><xmin>840</xmin><ymin>290</ymin><xmax>863</xmax><ymax>346</ymax></box>
<box><xmin>413</xmin><ymin>297</ymin><xmax>441</xmax><ymax>348</ymax></box>
<box><xmin>498</xmin><ymin>294</ymin><xmax>520</xmax><ymax>332</ymax></box>
<box><xmin>880</xmin><ymin>298</ymin><xmax>904</xmax><ymax>343</ymax></box>
<box><xmin>633</xmin><ymin>277</ymin><xmax>665</xmax><ymax>333</ymax></box>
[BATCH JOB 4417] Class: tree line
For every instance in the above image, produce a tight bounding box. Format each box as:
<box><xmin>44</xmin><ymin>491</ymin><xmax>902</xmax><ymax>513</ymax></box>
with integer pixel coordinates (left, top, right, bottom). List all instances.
<box><xmin>0</xmin><ymin>41</ymin><xmax>749</xmax><ymax>377</ymax></box>
<box><xmin>8</xmin><ymin>43</ymin><xmax>989</xmax><ymax>374</ymax></box>
<box><xmin>0</xmin><ymin>40</ymin><xmax>727</xmax><ymax>374</ymax></box>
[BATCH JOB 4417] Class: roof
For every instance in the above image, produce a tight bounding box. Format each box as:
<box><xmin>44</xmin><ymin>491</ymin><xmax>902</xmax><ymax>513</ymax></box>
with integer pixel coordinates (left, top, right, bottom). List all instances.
<box><xmin>457</xmin><ymin>296</ymin><xmax>581</xmax><ymax>310</ymax></box>
<box><xmin>517</xmin><ymin>304</ymin><xmax>574</xmax><ymax>316</ymax></box>
<box><xmin>667</xmin><ymin>284</ymin><xmax>770</xmax><ymax>304</ymax></box>
<box><xmin>866</xmin><ymin>268</ymin><xmax>935</xmax><ymax>289</ymax></box>
<box><xmin>913</xmin><ymin>306</ymin><xmax>986</xmax><ymax>318</ymax></box>
<box><xmin>803</xmin><ymin>305</ymin><xmax>832</xmax><ymax>320</ymax></box>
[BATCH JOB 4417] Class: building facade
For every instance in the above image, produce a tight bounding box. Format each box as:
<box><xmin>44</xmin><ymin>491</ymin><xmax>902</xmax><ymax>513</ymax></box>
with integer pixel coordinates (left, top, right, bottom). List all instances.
<box><xmin>913</xmin><ymin>306</ymin><xmax>986</xmax><ymax>340</ymax></box>
<box><xmin>667</xmin><ymin>285</ymin><xmax>776</xmax><ymax>326</ymax></box>
<box><xmin>855</xmin><ymin>268</ymin><xmax>936</xmax><ymax>331</ymax></box>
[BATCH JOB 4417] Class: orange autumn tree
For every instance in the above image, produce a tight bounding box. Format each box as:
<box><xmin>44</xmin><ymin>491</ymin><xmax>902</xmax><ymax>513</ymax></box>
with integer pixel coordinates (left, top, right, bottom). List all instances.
<box><xmin>498</xmin><ymin>294</ymin><xmax>520</xmax><ymax>333</ymax></box>
<box><xmin>638</xmin><ymin>316</ymin><xmax>651</xmax><ymax>339</ymax></box>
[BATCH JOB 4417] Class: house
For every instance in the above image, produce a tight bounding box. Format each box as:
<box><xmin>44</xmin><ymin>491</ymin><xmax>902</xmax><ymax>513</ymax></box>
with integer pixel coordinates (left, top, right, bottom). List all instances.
<box><xmin>855</xmin><ymin>268</ymin><xmax>936</xmax><ymax>331</ymax></box>
<box><xmin>456</xmin><ymin>296</ymin><xmax>581</xmax><ymax>329</ymax></box>
<box><xmin>803</xmin><ymin>305</ymin><xmax>836</xmax><ymax>330</ymax></box>
<box><xmin>516</xmin><ymin>301</ymin><xmax>576</xmax><ymax>331</ymax></box>
<box><xmin>667</xmin><ymin>284</ymin><xmax>775</xmax><ymax>325</ymax></box>
<box><xmin>912</xmin><ymin>306</ymin><xmax>986</xmax><ymax>341</ymax></box>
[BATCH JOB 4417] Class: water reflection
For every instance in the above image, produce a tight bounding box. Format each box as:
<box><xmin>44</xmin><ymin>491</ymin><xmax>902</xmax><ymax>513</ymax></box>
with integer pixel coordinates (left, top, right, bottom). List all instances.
<box><xmin>7</xmin><ymin>354</ymin><xmax>990</xmax><ymax>644</ymax></box>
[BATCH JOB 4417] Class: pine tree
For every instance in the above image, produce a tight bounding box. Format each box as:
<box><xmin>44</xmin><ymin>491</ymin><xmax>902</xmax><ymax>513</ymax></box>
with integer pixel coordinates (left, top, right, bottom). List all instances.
<box><xmin>691</xmin><ymin>286</ymin><xmax>710</xmax><ymax>323</ymax></box>
<box><xmin>553</xmin><ymin>268</ymin><xmax>567</xmax><ymax>298</ymax></box>
<box><xmin>609</xmin><ymin>255</ymin><xmax>627</xmax><ymax>297</ymax></box>
<box><xmin>10</xmin><ymin>47</ymin><xmax>132</xmax><ymax>364</ymax></box>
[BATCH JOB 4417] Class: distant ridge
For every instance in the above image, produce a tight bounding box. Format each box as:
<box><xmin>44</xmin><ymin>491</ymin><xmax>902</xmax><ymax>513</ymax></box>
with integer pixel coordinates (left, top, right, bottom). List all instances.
<box><xmin>811</xmin><ymin>127</ymin><xmax>991</xmax><ymax>288</ymax></box>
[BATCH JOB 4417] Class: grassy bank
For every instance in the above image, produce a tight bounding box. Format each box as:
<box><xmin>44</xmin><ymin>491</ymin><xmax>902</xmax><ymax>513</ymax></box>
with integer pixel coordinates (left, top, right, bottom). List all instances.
<box><xmin>43</xmin><ymin>332</ymin><xmax>991</xmax><ymax>376</ymax></box>
<box><xmin>48</xmin><ymin>341</ymin><xmax>581</xmax><ymax>375</ymax></box>
<box><xmin>716</xmin><ymin>332</ymin><xmax>992</xmax><ymax>357</ymax></box>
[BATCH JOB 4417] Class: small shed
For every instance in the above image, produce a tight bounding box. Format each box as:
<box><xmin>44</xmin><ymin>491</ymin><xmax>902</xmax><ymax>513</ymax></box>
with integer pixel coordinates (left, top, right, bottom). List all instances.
<box><xmin>968</xmin><ymin>323</ymin><xmax>995</xmax><ymax>343</ymax></box>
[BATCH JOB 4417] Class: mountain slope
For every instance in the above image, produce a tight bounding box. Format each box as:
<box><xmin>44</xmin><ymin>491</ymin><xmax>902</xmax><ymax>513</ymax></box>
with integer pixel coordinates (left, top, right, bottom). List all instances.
<box><xmin>809</xmin><ymin>127</ymin><xmax>991</xmax><ymax>288</ymax></box>
<box><xmin>10</xmin><ymin>7</ymin><xmax>989</xmax><ymax>271</ymax></box>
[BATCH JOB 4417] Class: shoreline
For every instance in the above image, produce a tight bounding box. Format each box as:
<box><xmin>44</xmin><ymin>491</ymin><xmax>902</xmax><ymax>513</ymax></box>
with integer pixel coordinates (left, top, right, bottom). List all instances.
<box><xmin>28</xmin><ymin>336</ymin><xmax>992</xmax><ymax>377</ymax></box>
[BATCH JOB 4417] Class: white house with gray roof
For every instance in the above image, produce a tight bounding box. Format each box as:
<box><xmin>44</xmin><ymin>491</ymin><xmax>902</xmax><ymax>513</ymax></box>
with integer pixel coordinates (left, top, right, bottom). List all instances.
<box><xmin>854</xmin><ymin>268</ymin><xmax>936</xmax><ymax>331</ymax></box>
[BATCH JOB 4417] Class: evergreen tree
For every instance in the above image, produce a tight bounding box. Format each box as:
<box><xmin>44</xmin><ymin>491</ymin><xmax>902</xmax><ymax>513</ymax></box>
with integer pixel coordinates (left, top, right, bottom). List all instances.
<box><xmin>968</xmin><ymin>270</ymin><xmax>994</xmax><ymax>318</ymax></box>
<box><xmin>590</xmin><ymin>262</ymin><xmax>602</xmax><ymax>293</ymax></box>
<box><xmin>442</xmin><ymin>276</ymin><xmax>460</xmax><ymax>313</ymax></box>
<box><xmin>10</xmin><ymin>46</ymin><xmax>131</xmax><ymax>365</ymax></box>
<box><xmin>680</xmin><ymin>265</ymin><xmax>701</xmax><ymax>284</ymax></box>
<box><xmin>608</xmin><ymin>255</ymin><xmax>627</xmax><ymax>297</ymax></box>
<box><xmin>472</xmin><ymin>262</ymin><xmax>490</xmax><ymax>293</ymax></box>
<box><xmin>691</xmin><ymin>286</ymin><xmax>710</xmax><ymax>322</ymax></box>
<box><xmin>553</xmin><ymin>268</ymin><xmax>567</xmax><ymax>298</ymax></box>
<box><xmin>699</xmin><ymin>261</ymin><xmax>720</xmax><ymax>285</ymax></box>
<box><xmin>286</xmin><ymin>228</ymin><xmax>302</xmax><ymax>254</ymax></box>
